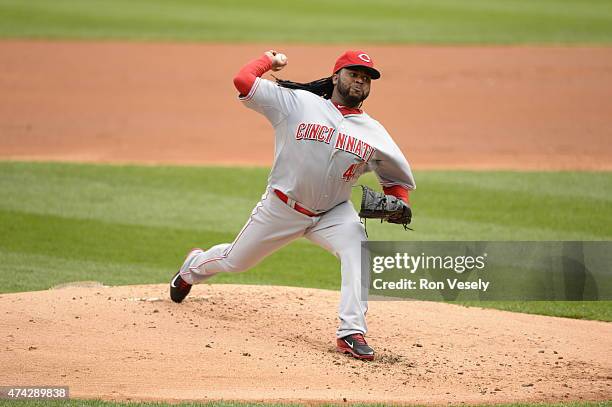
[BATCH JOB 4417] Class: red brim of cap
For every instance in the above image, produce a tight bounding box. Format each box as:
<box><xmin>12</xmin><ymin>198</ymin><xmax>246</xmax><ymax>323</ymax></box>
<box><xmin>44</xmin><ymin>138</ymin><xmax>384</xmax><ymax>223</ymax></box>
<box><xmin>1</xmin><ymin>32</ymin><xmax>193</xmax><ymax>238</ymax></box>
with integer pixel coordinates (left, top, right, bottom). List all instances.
<box><xmin>337</xmin><ymin>64</ymin><xmax>381</xmax><ymax>80</ymax></box>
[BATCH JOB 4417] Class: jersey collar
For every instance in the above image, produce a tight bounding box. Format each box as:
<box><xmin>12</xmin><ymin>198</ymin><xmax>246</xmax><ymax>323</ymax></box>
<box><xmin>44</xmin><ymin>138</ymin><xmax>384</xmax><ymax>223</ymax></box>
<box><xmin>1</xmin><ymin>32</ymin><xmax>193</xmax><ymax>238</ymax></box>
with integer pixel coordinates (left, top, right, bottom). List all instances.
<box><xmin>333</xmin><ymin>102</ymin><xmax>363</xmax><ymax>116</ymax></box>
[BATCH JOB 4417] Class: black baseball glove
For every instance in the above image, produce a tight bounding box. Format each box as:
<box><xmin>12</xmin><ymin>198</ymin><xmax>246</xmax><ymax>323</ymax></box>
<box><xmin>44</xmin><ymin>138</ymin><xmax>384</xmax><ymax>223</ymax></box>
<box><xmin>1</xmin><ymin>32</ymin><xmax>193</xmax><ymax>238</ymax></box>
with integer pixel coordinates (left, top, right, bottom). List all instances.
<box><xmin>358</xmin><ymin>185</ymin><xmax>412</xmax><ymax>229</ymax></box>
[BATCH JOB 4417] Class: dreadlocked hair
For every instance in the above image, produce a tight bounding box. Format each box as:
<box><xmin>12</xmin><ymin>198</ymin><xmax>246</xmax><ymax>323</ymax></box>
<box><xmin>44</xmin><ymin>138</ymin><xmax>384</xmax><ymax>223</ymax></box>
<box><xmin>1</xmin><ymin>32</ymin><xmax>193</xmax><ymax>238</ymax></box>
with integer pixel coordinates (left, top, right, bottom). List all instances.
<box><xmin>274</xmin><ymin>76</ymin><xmax>334</xmax><ymax>99</ymax></box>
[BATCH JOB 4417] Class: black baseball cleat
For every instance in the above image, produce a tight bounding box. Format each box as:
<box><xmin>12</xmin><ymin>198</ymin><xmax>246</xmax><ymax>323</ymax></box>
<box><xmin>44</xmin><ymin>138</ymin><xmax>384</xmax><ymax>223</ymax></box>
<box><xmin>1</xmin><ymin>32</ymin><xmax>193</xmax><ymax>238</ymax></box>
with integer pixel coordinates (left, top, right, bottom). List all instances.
<box><xmin>336</xmin><ymin>333</ymin><xmax>375</xmax><ymax>360</ymax></box>
<box><xmin>169</xmin><ymin>248</ymin><xmax>203</xmax><ymax>303</ymax></box>
<box><xmin>170</xmin><ymin>272</ymin><xmax>192</xmax><ymax>303</ymax></box>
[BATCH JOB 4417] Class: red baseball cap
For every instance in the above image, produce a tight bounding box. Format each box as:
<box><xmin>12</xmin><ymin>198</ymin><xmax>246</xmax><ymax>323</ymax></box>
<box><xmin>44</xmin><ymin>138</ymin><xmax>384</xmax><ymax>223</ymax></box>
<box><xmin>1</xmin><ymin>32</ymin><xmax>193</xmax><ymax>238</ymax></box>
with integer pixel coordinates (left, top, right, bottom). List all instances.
<box><xmin>333</xmin><ymin>50</ymin><xmax>381</xmax><ymax>79</ymax></box>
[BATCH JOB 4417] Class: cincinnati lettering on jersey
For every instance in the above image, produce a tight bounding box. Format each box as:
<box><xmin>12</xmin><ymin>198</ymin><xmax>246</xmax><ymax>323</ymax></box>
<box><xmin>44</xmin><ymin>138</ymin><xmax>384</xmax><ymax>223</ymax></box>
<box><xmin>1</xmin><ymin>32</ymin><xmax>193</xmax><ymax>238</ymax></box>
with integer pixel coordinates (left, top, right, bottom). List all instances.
<box><xmin>295</xmin><ymin>122</ymin><xmax>376</xmax><ymax>162</ymax></box>
<box><xmin>295</xmin><ymin>123</ymin><xmax>336</xmax><ymax>144</ymax></box>
<box><xmin>334</xmin><ymin>131</ymin><xmax>375</xmax><ymax>162</ymax></box>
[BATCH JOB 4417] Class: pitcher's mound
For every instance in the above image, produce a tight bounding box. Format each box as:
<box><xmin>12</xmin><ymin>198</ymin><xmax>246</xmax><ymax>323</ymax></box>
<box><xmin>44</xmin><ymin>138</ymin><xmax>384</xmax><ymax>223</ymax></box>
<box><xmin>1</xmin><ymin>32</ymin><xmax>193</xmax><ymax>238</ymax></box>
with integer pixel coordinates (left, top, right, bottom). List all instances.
<box><xmin>1</xmin><ymin>284</ymin><xmax>609</xmax><ymax>404</ymax></box>
<box><xmin>51</xmin><ymin>281</ymin><xmax>108</xmax><ymax>289</ymax></box>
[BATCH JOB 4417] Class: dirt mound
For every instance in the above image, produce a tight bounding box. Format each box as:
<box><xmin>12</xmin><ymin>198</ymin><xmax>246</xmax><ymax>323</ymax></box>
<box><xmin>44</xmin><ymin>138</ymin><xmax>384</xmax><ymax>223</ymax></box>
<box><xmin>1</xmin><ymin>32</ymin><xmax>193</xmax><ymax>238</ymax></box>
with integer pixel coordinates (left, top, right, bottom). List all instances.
<box><xmin>1</xmin><ymin>284</ymin><xmax>610</xmax><ymax>404</ymax></box>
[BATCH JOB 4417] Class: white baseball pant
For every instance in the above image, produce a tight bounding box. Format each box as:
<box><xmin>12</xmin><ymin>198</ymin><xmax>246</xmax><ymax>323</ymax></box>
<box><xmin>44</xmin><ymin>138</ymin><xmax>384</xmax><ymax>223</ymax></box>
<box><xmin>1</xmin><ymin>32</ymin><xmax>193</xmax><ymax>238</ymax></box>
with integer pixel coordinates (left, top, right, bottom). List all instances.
<box><xmin>180</xmin><ymin>188</ymin><xmax>369</xmax><ymax>338</ymax></box>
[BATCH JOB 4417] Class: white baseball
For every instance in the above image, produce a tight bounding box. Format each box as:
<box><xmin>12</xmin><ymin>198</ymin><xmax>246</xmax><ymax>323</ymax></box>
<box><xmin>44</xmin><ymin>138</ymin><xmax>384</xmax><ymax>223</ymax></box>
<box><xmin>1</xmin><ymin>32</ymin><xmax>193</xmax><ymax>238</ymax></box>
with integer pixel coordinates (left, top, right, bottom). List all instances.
<box><xmin>269</xmin><ymin>52</ymin><xmax>287</xmax><ymax>71</ymax></box>
<box><xmin>275</xmin><ymin>53</ymin><xmax>287</xmax><ymax>64</ymax></box>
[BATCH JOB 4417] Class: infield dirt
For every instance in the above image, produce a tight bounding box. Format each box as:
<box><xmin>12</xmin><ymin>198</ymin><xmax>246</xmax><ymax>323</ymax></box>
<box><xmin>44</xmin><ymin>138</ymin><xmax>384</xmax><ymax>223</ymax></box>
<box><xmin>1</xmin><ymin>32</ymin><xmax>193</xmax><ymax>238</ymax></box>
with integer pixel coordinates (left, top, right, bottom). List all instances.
<box><xmin>1</xmin><ymin>41</ymin><xmax>611</xmax><ymax>169</ymax></box>
<box><xmin>1</xmin><ymin>283</ymin><xmax>611</xmax><ymax>404</ymax></box>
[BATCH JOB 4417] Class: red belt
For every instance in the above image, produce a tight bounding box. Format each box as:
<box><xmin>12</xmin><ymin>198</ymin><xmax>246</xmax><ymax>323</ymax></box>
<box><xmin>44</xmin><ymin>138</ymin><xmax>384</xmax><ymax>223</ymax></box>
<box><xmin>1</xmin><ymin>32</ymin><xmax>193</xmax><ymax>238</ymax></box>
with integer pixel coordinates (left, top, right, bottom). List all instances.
<box><xmin>273</xmin><ymin>189</ymin><xmax>320</xmax><ymax>217</ymax></box>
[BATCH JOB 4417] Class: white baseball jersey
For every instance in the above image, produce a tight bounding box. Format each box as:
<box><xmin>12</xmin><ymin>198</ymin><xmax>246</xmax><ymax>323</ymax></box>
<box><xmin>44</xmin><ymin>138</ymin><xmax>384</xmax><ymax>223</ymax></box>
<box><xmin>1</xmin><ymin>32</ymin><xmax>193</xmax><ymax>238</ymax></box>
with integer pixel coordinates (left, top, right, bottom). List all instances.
<box><xmin>241</xmin><ymin>77</ymin><xmax>416</xmax><ymax>213</ymax></box>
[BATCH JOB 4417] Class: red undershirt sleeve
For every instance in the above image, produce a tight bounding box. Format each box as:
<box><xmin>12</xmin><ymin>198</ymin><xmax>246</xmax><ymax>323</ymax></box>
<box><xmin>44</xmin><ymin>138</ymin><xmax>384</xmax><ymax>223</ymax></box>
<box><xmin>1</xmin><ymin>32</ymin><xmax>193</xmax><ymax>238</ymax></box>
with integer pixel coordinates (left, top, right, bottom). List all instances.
<box><xmin>383</xmin><ymin>185</ymin><xmax>410</xmax><ymax>203</ymax></box>
<box><xmin>233</xmin><ymin>54</ymin><xmax>273</xmax><ymax>96</ymax></box>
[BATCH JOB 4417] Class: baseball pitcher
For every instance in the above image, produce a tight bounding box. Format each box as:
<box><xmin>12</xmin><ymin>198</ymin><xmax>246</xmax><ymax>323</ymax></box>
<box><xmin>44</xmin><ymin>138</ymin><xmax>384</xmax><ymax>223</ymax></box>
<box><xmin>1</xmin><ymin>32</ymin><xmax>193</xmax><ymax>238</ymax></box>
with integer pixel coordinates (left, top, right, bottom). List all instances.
<box><xmin>170</xmin><ymin>49</ymin><xmax>416</xmax><ymax>360</ymax></box>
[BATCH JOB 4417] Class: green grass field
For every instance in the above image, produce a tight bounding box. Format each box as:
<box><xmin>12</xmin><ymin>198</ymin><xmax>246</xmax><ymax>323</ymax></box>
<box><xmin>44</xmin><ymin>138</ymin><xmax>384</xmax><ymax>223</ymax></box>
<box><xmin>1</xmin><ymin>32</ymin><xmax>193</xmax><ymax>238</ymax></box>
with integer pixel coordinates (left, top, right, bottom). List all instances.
<box><xmin>1</xmin><ymin>0</ymin><xmax>612</xmax><ymax>44</ymax></box>
<box><xmin>1</xmin><ymin>161</ymin><xmax>610</xmax><ymax>321</ymax></box>
<box><xmin>2</xmin><ymin>401</ymin><xmax>612</xmax><ymax>407</ymax></box>
<box><xmin>1</xmin><ymin>401</ymin><xmax>611</xmax><ymax>407</ymax></box>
